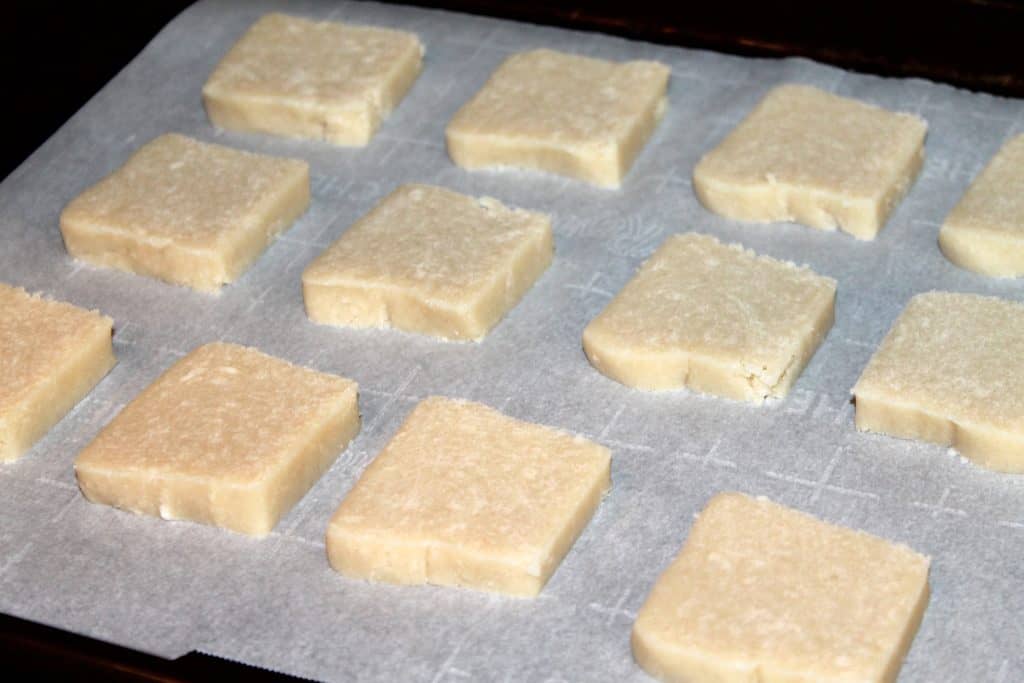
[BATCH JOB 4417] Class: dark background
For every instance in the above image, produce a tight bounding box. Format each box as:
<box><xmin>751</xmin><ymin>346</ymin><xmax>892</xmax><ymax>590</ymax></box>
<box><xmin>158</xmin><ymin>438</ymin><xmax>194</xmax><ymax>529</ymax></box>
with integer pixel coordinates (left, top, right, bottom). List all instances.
<box><xmin>2</xmin><ymin>0</ymin><xmax>1022</xmax><ymax>680</ymax></box>
<box><xmin>3</xmin><ymin>1</ymin><xmax>1023</xmax><ymax>183</ymax></box>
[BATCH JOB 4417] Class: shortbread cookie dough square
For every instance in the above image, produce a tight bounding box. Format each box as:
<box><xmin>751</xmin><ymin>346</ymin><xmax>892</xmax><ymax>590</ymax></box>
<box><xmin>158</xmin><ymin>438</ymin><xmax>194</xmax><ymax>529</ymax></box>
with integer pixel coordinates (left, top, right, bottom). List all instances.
<box><xmin>302</xmin><ymin>183</ymin><xmax>553</xmax><ymax>341</ymax></box>
<box><xmin>75</xmin><ymin>343</ymin><xmax>359</xmax><ymax>536</ymax></box>
<box><xmin>853</xmin><ymin>291</ymin><xmax>1024</xmax><ymax>472</ymax></box>
<box><xmin>582</xmin><ymin>233</ymin><xmax>835</xmax><ymax>403</ymax></box>
<box><xmin>693</xmin><ymin>84</ymin><xmax>927</xmax><ymax>239</ymax></box>
<box><xmin>326</xmin><ymin>396</ymin><xmax>611</xmax><ymax>596</ymax></box>
<box><xmin>939</xmin><ymin>134</ymin><xmax>1024</xmax><ymax>276</ymax></box>
<box><xmin>632</xmin><ymin>493</ymin><xmax>930</xmax><ymax>683</ymax></box>
<box><xmin>60</xmin><ymin>133</ymin><xmax>309</xmax><ymax>292</ymax></box>
<box><xmin>0</xmin><ymin>284</ymin><xmax>115</xmax><ymax>463</ymax></box>
<box><xmin>446</xmin><ymin>48</ymin><xmax>670</xmax><ymax>188</ymax></box>
<box><xmin>203</xmin><ymin>13</ymin><xmax>423</xmax><ymax>146</ymax></box>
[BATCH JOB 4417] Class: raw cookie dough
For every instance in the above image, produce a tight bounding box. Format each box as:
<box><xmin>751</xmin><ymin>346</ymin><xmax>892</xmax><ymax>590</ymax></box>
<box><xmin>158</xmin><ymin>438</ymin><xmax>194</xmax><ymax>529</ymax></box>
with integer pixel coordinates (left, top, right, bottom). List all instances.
<box><xmin>60</xmin><ymin>133</ymin><xmax>309</xmax><ymax>292</ymax></box>
<box><xmin>75</xmin><ymin>343</ymin><xmax>359</xmax><ymax>536</ymax></box>
<box><xmin>693</xmin><ymin>84</ymin><xmax>927</xmax><ymax>240</ymax></box>
<box><xmin>203</xmin><ymin>13</ymin><xmax>423</xmax><ymax>146</ymax></box>
<box><xmin>446</xmin><ymin>48</ymin><xmax>670</xmax><ymax>188</ymax></box>
<box><xmin>939</xmin><ymin>134</ymin><xmax>1024</xmax><ymax>276</ymax></box>
<box><xmin>302</xmin><ymin>183</ymin><xmax>553</xmax><ymax>341</ymax></box>
<box><xmin>326</xmin><ymin>396</ymin><xmax>611</xmax><ymax>596</ymax></box>
<box><xmin>632</xmin><ymin>492</ymin><xmax>930</xmax><ymax>683</ymax></box>
<box><xmin>0</xmin><ymin>284</ymin><xmax>115</xmax><ymax>463</ymax></box>
<box><xmin>582</xmin><ymin>232</ymin><xmax>835</xmax><ymax>403</ymax></box>
<box><xmin>853</xmin><ymin>291</ymin><xmax>1024</xmax><ymax>472</ymax></box>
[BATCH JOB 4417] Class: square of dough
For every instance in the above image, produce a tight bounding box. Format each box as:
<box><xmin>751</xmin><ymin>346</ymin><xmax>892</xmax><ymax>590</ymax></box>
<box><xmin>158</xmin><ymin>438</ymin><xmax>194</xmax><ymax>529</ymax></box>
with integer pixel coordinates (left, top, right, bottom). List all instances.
<box><xmin>203</xmin><ymin>13</ymin><xmax>424</xmax><ymax>146</ymax></box>
<box><xmin>853</xmin><ymin>291</ymin><xmax>1024</xmax><ymax>472</ymax></box>
<box><xmin>60</xmin><ymin>133</ymin><xmax>310</xmax><ymax>292</ymax></box>
<box><xmin>693</xmin><ymin>84</ymin><xmax>927</xmax><ymax>240</ymax></box>
<box><xmin>632</xmin><ymin>492</ymin><xmax>930</xmax><ymax>683</ymax></box>
<box><xmin>326</xmin><ymin>396</ymin><xmax>611</xmax><ymax>596</ymax></box>
<box><xmin>939</xmin><ymin>134</ymin><xmax>1024</xmax><ymax>276</ymax></box>
<box><xmin>582</xmin><ymin>233</ymin><xmax>836</xmax><ymax>403</ymax></box>
<box><xmin>75</xmin><ymin>342</ymin><xmax>359</xmax><ymax>537</ymax></box>
<box><xmin>302</xmin><ymin>183</ymin><xmax>553</xmax><ymax>341</ymax></box>
<box><xmin>1</xmin><ymin>284</ymin><xmax>115</xmax><ymax>463</ymax></box>
<box><xmin>445</xmin><ymin>48</ymin><xmax>670</xmax><ymax>188</ymax></box>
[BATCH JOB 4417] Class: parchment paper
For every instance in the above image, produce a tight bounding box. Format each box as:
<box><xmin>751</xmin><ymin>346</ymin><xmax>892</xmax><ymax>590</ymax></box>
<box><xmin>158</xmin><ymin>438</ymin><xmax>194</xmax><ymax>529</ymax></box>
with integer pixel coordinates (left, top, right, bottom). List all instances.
<box><xmin>2</xmin><ymin>1</ymin><xmax>1022</xmax><ymax>680</ymax></box>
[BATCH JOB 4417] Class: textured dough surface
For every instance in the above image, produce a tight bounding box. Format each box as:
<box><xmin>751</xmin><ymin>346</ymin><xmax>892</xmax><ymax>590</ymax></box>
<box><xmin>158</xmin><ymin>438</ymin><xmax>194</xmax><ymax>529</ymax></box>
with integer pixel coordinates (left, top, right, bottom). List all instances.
<box><xmin>0</xmin><ymin>284</ymin><xmax>115</xmax><ymax>463</ymax></box>
<box><xmin>582</xmin><ymin>233</ymin><xmax>835</xmax><ymax>403</ymax></box>
<box><xmin>693</xmin><ymin>84</ymin><xmax>927</xmax><ymax>239</ymax></box>
<box><xmin>203</xmin><ymin>13</ymin><xmax>423</xmax><ymax>146</ymax></box>
<box><xmin>939</xmin><ymin>134</ymin><xmax>1024</xmax><ymax>276</ymax></box>
<box><xmin>632</xmin><ymin>493</ymin><xmax>930</xmax><ymax>683</ymax></box>
<box><xmin>303</xmin><ymin>183</ymin><xmax>553</xmax><ymax>340</ymax></box>
<box><xmin>446</xmin><ymin>48</ymin><xmax>670</xmax><ymax>188</ymax></box>
<box><xmin>326</xmin><ymin>396</ymin><xmax>611</xmax><ymax>596</ymax></box>
<box><xmin>75</xmin><ymin>342</ymin><xmax>359</xmax><ymax>536</ymax></box>
<box><xmin>853</xmin><ymin>291</ymin><xmax>1024</xmax><ymax>472</ymax></box>
<box><xmin>60</xmin><ymin>133</ymin><xmax>310</xmax><ymax>292</ymax></box>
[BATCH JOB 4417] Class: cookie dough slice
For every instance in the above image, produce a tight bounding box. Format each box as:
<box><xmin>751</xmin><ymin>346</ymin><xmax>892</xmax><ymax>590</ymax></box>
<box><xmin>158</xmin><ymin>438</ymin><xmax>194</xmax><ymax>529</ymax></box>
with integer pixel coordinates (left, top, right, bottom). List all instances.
<box><xmin>302</xmin><ymin>183</ymin><xmax>553</xmax><ymax>341</ymax></box>
<box><xmin>60</xmin><ymin>133</ymin><xmax>309</xmax><ymax>292</ymax></box>
<box><xmin>939</xmin><ymin>134</ymin><xmax>1024</xmax><ymax>276</ymax></box>
<box><xmin>446</xmin><ymin>49</ymin><xmax>670</xmax><ymax>188</ymax></box>
<box><xmin>632</xmin><ymin>493</ymin><xmax>930</xmax><ymax>683</ymax></box>
<box><xmin>75</xmin><ymin>343</ymin><xmax>359</xmax><ymax>536</ymax></box>
<box><xmin>203</xmin><ymin>13</ymin><xmax>423</xmax><ymax>146</ymax></box>
<box><xmin>853</xmin><ymin>291</ymin><xmax>1024</xmax><ymax>472</ymax></box>
<box><xmin>327</xmin><ymin>396</ymin><xmax>611</xmax><ymax>596</ymax></box>
<box><xmin>582</xmin><ymin>233</ymin><xmax>835</xmax><ymax>403</ymax></box>
<box><xmin>693</xmin><ymin>84</ymin><xmax>927</xmax><ymax>239</ymax></box>
<box><xmin>1</xmin><ymin>284</ymin><xmax>115</xmax><ymax>462</ymax></box>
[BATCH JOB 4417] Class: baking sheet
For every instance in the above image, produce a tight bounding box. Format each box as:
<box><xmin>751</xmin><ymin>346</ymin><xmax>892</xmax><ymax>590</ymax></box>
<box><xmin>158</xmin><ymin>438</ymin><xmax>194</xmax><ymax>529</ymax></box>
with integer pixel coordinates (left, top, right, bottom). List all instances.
<box><xmin>2</xmin><ymin>0</ymin><xmax>1023</xmax><ymax>680</ymax></box>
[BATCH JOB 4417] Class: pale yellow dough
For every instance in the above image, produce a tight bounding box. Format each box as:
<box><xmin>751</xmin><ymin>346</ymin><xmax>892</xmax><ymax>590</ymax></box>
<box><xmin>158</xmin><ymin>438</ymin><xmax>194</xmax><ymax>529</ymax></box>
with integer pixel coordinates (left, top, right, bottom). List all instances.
<box><xmin>939</xmin><ymin>134</ymin><xmax>1024</xmax><ymax>276</ymax></box>
<box><xmin>60</xmin><ymin>133</ymin><xmax>309</xmax><ymax>292</ymax></box>
<box><xmin>446</xmin><ymin>48</ymin><xmax>670</xmax><ymax>188</ymax></box>
<box><xmin>302</xmin><ymin>183</ymin><xmax>553</xmax><ymax>341</ymax></box>
<box><xmin>75</xmin><ymin>343</ymin><xmax>359</xmax><ymax>537</ymax></box>
<box><xmin>0</xmin><ymin>284</ymin><xmax>115</xmax><ymax>463</ymax></box>
<box><xmin>632</xmin><ymin>493</ymin><xmax>930</xmax><ymax>683</ymax></box>
<box><xmin>853</xmin><ymin>291</ymin><xmax>1024</xmax><ymax>472</ymax></box>
<box><xmin>693</xmin><ymin>84</ymin><xmax>927</xmax><ymax>240</ymax></box>
<box><xmin>326</xmin><ymin>396</ymin><xmax>611</xmax><ymax>596</ymax></box>
<box><xmin>582</xmin><ymin>233</ymin><xmax>835</xmax><ymax>403</ymax></box>
<box><xmin>203</xmin><ymin>13</ymin><xmax>423</xmax><ymax>146</ymax></box>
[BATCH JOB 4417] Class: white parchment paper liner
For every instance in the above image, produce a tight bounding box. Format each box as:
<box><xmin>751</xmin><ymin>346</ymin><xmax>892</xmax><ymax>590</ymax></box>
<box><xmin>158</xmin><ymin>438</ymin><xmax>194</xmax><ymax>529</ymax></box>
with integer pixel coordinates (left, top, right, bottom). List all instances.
<box><xmin>1</xmin><ymin>1</ymin><xmax>1022</xmax><ymax>680</ymax></box>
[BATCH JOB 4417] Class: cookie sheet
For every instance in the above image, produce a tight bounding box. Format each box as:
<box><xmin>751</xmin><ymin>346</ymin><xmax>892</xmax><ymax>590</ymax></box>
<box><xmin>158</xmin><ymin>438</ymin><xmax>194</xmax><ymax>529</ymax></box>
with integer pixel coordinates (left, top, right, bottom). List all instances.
<box><xmin>1</xmin><ymin>1</ymin><xmax>1022</xmax><ymax>680</ymax></box>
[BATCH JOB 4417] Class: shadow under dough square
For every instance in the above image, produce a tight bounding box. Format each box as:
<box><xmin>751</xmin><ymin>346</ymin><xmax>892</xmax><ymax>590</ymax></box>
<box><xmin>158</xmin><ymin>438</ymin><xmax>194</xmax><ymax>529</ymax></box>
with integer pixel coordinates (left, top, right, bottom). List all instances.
<box><xmin>632</xmin><ymin>493</ymin><xmax>930</xmax><ymax>683</ymax></box>
<box><xmin>203</xmin><ymin>13</ymin><xmax>424</xmax><ymax>146</ymax></box>
<box><xmin>0</xmin><ymin>283</ymin><xmax>115</xmax><ymax>463</ymax></box>
<box><xmin>939</xmin><ymin>134</ymin><xmax>1024</xmax><ymax>277</ymax></box>
<box><xmin>853</xmin><ymin>291</ymin><xmax>1024</xmax><ymax>472</ymax></box>
<box><xmin>693</xmin><ymin>84</ymin><xmax>927</xmax><ymax>239</ymax></box>
<box><xmin>326</xmin><ymin>396</ymin><xmax>611</xmax><ymax>596</ymax></box>
<box><xmin>60</xmin><ymin>133</ymin><xmax>309</xmax><ymax>292</ymax></box>
<box><xmin>446</xmin><ymin>48</ymin><xmax>670</xmax><ymax>188</ymax></box>
<box><xmin>582</xmin><ymin>233</ymin><xmax>836</xmax><ymax>403</ymax></box>
<box><xmin>75</xmin><ymin>343</ymin><xmax>360</xmax><ymax>536</ymax></box>
<box><xmin>302</xmin><ymin>183</ymin><xmax>553</xmax><ymax>341</ymax></box>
